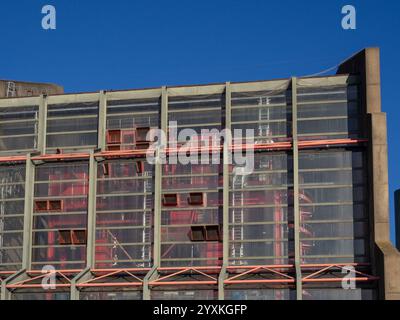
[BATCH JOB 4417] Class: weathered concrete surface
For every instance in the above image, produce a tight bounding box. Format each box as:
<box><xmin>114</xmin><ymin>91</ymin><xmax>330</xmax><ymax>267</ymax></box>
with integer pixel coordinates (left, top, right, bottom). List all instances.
<box><xmin>395</xmin><ymin>190</ymin><xmax>400</xmax><ymax>251</ymax></box>
<box><xmin>338</xmin><ymin>48</ymin><xmax>400</xmax><ymax>300</ymax></box>
<box><xmin>0</xmin><ymin>79</ymin><xmax>63</xmax><ymax>98</ymax></box>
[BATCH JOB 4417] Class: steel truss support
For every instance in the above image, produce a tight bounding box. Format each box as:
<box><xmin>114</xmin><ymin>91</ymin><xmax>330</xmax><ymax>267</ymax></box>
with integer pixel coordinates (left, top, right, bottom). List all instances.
<box><xmin>301</xmin><ymin>263</ymin><xmax>379</xmax><ymax>283</ymax></box>
<box><xmin>149</xmin><ymin>267</ymin><xmax>220</xmax><ymax>286</ymax></box>
<box><xmin>223</xmin><ymin>263</ymin><xmax>378</xmax><ymax>285</ymax></box>
<box><xmin>71</xmin><ymin>267</ymin><xmax>155</xmax><ymax>300</ymax></box>
<box><xmin>225</xmin><ymin>265</ymin><xmax>295</xmax><ymax>285</ymax></box>
<box><xmin>5</xmin><ymin>269</ymin><xmax>79</xmax><ymax>290</ymax></box>
<box><xmin>77</xmin><ymin>268</ymin><xmax>149</xmax><ymax>288</ymax></box>
<box><xmin>0</xmin><ymin>264</ymin><xmax>378</xmax><ymax>299</ymax></box>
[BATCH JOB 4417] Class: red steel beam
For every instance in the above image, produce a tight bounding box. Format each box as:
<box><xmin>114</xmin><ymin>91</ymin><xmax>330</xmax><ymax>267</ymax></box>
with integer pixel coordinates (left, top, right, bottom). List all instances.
<box><xmin>32</xmin><ymin>153</ymin><xmax>90</xmax><ymax>161</ymax></box>
<box><xmin>77</xmin><ymin>282</ymin><xmax>143</xmax><ymax>288</ymax></box>
<box><xmin>149</xmin><ymin>281</ymin><xmax>217</xmax><ymax>286</ymax></box>
<box><xmin>300</xmin><ymin>263</ymin><xmax>370</xmax><ymax>268</ymax></box>
<box><xmin>0</xmin><ymin>139</ymin><xmax>368</xmax><ymax>163</ymax></box>
<box><xmin>6</xmin><ymin>283</ymin><xmax>72</xmax><ymax>289</ymax></box>
<box><xmin>303</xmin><ymin>277</ymin><xmax>379</xmax><ymax>283</ymax></box>
<box><xmin>0</xmin><ymin>155</ymin><xmax>27</xmax><ymax>163</ymax></box>
<box><xmin>227</xmin><ymin>264</ymin><xmax>293</xmax><ymax>270</ymax></box>
<box><xmin>91</xmin><ymin>268</ymin><xmax>150</xmax><ymax>273</ymax></box>
<box><xmin>224</xmin><ymin>279</ymin><xmax>295</xmax><ymax>284</ymax></box>
<box><xmin>26</xmin><ymin>269</ymin><xmax>83</xmax><ymax>274</ymax></box>
<box><xmin>0</xmin><ymin>271</ymin><xmax>17</xmax><ymax>275</ymax></box>
<box><xmin>157</xmin><ymin>266</ymin><xmax>221</xmax><ymax>272</ymax></box>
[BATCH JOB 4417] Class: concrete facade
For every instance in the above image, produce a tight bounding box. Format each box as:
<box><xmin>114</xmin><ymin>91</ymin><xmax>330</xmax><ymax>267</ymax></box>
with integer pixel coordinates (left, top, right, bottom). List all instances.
<box><xmin>395</xmin><ymin>190</ymin><xmax>400</xmax><ymax>251</ymax></box>
<box><xmin>0</xmin><ymin>80</ymin><xmax>63</xmax><ymax>98</ymax></box>
<box><xmin>338</xmin><ymin>48</ymin><xmax>400</xmax><ymax>300</ymax></box>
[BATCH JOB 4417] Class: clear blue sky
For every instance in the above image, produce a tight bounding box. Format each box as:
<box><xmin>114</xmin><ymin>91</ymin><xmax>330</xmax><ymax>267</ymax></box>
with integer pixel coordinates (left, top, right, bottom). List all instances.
<box><xmin>1</xmin><ymin>0</ymin><xmax>399</xmax><ymax>243</ymax></box>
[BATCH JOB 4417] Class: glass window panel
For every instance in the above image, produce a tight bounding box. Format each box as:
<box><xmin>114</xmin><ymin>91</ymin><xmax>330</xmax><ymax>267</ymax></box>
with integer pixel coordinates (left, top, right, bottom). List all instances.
<box><xmin>0</xmin><ymin>164</ymin><xmax>25</xmax><ymax>270</ymax></box>
<box><xmin>0</xmin><ymin>106</ymin><xmax>38</xmax><ymax>154</ymax></box>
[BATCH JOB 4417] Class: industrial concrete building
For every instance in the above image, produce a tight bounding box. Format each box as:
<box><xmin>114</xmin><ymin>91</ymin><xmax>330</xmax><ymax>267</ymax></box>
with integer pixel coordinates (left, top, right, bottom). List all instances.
<box><xmin>0</xmin><ymin>48</ymin><xmax>399</xmax><ymax>300</ymax></box>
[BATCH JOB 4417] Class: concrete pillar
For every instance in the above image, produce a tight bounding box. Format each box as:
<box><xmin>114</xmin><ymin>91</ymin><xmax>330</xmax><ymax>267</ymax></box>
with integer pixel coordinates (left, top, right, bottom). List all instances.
<box><xmin>37</xmin><ymin>95</ymin><xmax>48</xmax><ymax>154</ymax></box>
<box><xmin>291</xmin><ymin>77</ymin><xmax>302</xmax><ymax>300</ymax></box>
<box><xmin>338</xmin><ymin>47</ymin><xmax>400</xmax><ymax>300</ymax></box>
<box><xmin>98</xmin><ymin>91</ymin><xmax>107</xmax><ymax>151</ymax></box>
<box><xmin>219</xmin><ymin>82</ymin><xmax>232</xmax><ymax>300</ymax></box>
<box><xmin>395</xmin><ymin>190</ymin><xmax>400</xmax><ymax>251</ymax></box>
<box><xmin>86</xmin><ymin>152</ymin><xmax>97</xmax><ymax>269</ymax></box>
<box><xmin>22</xmin><ymin>155</ymin><xmax>34</xmax><ymax>270</ymax></box>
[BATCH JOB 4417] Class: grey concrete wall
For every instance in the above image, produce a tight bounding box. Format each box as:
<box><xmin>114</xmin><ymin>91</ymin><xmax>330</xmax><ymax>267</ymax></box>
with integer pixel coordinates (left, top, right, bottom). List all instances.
<box><xmin>0</xmin><ymin>80</ymin><xmax>63</xmax><ymax>98</ymax></box>
<box><xmin>395</xmin><ymin>190</ymin><xmax>400</xmax><ymax>251</ymax></box>
<box><xmin>338</xmin><ymin>48</ymin><xmax>400</xmax><ymax>300</ymax></box>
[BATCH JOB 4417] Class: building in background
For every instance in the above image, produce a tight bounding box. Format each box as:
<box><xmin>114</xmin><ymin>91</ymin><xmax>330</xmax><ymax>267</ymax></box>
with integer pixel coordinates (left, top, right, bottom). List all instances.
<box><xmin>0</xmin><ymin>47</ymin><xmax>399</xmax><ymax>300</ymax></box>
<box><xmin>0</xmin><ymin>80</ymin><xmax>63</xmax><ymax>98</ymax></box>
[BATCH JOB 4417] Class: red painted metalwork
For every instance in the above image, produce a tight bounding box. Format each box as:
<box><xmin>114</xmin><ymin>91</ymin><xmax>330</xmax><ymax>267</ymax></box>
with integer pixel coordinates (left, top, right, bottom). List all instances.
<box><xmin>32</xmin><ymin>153</ymin><xmax>91</xmax><ymax>161</ymax></box>
<box><xmin>0</xmin><ymin>155</ymin><xmax>26</xmax><ymax>163</ymax></box>
<box><xmin>26</xmin><ymin>269</ymin><xmax>83</xmax><ymax>273</ymax></box>
<box><xmin>0</xmin><ymin>139</ymin><xmax>368</xmax><ymax>163</ymax></box>
<box><xmin>225</xmin><ymin>265</ymin><xmax>295</xmax><ymax>284</ymax></box>
<box><xmin>1</xmin><ymin>137</ymin><xmax>373</xmax><ymax>292</ymax></box>
<box><xmin>0</xmin><ymin>271</ymin><xmax>16</xmax><ymax>275</ymax></box>
<box><xmin>77</xmin><ymin>268</ymin><xmax>150</xmax><ymax>288</ymax></box>
<box><xmin>224</xmin><ymin>263</ymin><xmax>378</xmax><ymax>285</ymax></box>
<box><xmin>3</xmin><ymin>264</ymin><xmax>378</xmax><ymax>289</ymax></box>
<box><xmin>301</xmin><ymin>263</ymin><xmax>379</xmax><ymax>283</ymax></box>
<box><xmin>6</xmin><ymin>270</ymin><xmax>80</xmax><ymax>289</ymax></box>
<box><xmin>149</xmin><ymin>267</ymin><xmax>218</xmax><ymax>286</ymax></box>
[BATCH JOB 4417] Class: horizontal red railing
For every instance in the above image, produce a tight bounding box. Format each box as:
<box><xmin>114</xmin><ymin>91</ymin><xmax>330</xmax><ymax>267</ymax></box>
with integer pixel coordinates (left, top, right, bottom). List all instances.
<box><xmin>0</xmin><ymin>139</ymin><xmax>368</xmax><ymax>163</ymax></box>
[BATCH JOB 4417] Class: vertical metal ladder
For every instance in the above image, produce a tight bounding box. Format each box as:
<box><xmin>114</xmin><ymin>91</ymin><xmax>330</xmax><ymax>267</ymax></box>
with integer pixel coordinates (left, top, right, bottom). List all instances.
<box><xmin>141</xmin><ymin>170</ymin><xmax>152</xmax><ymax>264</ymax></box>
<box><xmin>231</xmin><ymin>174</ymin><xmax>245</xmax><ymax>263</ymax></box>
<box><xmin>6</xmin><ymin>81</ymin><xmax>17</xmax><ymax>97</ymax></box>
<box><xmin>258</xmin><ymin>97</ymin><xmax>273</xmax><ymax>143</ymax></box>
<box><xmin>0</xmin><ymin>175</ymin><xmax>6</xmax><ymax>264</ymax></box>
